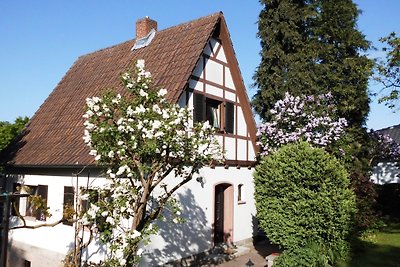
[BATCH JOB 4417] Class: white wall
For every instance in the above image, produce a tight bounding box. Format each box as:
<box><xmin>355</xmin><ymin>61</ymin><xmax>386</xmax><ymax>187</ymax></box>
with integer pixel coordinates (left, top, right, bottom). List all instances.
<box><xmin>7</xmin><ymin>165</ymin><xmax>256</xmax><ymax>266</ymax></box>
<box><xmin>371</xmin><ymin>161</ymin><xmax>400</xmax><ymax>184</ymax></box>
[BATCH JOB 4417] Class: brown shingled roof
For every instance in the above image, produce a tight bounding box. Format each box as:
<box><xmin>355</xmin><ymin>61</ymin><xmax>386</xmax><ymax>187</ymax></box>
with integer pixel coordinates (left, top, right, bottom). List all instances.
<box><xmin>1</xmin><ymin>12</ymin><xmax>222</xmax><ymax>167</ymax></box>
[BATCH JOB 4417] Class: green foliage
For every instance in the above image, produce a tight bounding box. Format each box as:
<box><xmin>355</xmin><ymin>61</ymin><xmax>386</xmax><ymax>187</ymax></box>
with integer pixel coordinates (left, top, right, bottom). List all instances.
<box><xmin>0</xmin><ymin>116</ymin><xmax>29</xmax><ymax>151</ymax></box>
<box><xmin>274</xmin><ymin>241</ymin><xmax>346</xmax><ymax>267</ymax></box>
<box><xmin>375</xmin><ymin>32</ymin><xmax>400</xmax><ymax>110</ymax></box>
<box><xmin>254</xmin><ymin>142</ymin><xmax>355</xmax><ymax>261</ymax></box>
<box><xmin>350</xmin><ymin>171</ymin><xmax>378</xmax><ymax>233</ymax></box>
<box><xmin>253</xmin><ymin>0</ymin><xmax>372</xmax><ymax>127</ymax></box>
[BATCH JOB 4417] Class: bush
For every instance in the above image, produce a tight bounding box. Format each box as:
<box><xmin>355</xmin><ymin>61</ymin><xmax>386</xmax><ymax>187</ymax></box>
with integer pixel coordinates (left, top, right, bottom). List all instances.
<box><xmin>350</xmin><ymin>171</ymin><xmax>379</xmax><ymax>233</ymax></box>
<box><xmin>273</xmin><ymin>241</ymin><xmax>343</xmax><ymax>267</ymax></box>
<box><xmin>254</xmin><ymin>142</ymin><xmax>356</xmax><ymax>260</ymax></box>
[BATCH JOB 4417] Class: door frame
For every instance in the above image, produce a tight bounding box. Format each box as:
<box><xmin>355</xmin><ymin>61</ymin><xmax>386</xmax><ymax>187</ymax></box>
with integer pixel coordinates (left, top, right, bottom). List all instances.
<box><xmin>213</xmin><ymin>182</ymin><xmax>234</xmax><ymax>245</ymax></box>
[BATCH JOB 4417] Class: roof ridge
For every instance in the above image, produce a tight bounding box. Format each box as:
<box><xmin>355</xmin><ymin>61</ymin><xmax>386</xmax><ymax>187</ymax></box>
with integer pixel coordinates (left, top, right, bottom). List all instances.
<box><xmin>78</xmin><ymin>12</ymin><xmax>222</xmax><ymax>60</ymax></box>
<box><xmin>162</xmin><ymin>11</ymin><xmax>222</xmax><ymax>32</ymax></box>
<box><xmin>376</xmin><ymin>124</ymin><xmax>400</xmax><ymax>131</ymax></box>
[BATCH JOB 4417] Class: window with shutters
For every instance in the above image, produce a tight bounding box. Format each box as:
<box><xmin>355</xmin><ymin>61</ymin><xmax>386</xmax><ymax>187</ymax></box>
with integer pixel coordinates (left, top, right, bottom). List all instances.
<box><xmin>193</xmin><ymin>92</ymin><xmax>234</xmax><ymax>134</ymax></box>
<box><xmin>25</xmin><ymin>185</ymin><xmax>48</xmax><ymax>221</ymax></box>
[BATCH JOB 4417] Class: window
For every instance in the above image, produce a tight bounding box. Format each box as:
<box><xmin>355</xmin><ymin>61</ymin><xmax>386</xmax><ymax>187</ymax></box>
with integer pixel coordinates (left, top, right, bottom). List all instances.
<box><xmin>26</xmin><ymin>185</ymin><xmax>48</xmax><ymax>221</ymax></box>
<box><xmin>63</xmin><ymin>186</ymin><xmax>75</xmax><ymax>225</ymax></box>
<box><xmin>238</xmin><ymin>183</ymin><xmax>245</xmax><ymax>204</ymax></box>
<box><xmin>132</xmin><ymin>29</ymin><xmax>156</xmax><ymax>50</ymax></box>
<box><xmin>206</xmin><ymin>98</ymin><xmax>222</xmax><ymax>129</ymax></box>
<box><xmin>24</xmin><ymin>260</ymin><xmax>31</xmax><ymax>267</ymax></box>
<box><xmin>11</xmin><ymin>183</ymin><xmax>21</xmax><ymax>216</ymax></box>
<box><xmin>193</xmin><ymin>92</ymin><xmax>234</xmax><ymax>133</ymax></box>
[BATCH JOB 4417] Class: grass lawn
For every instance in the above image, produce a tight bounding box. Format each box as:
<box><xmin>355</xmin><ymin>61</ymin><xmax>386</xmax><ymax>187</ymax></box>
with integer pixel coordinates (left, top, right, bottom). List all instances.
<box><xmin>346</xmin><ymin>223</ymin><xmax>400</xmax><ymax>267</ymax></box>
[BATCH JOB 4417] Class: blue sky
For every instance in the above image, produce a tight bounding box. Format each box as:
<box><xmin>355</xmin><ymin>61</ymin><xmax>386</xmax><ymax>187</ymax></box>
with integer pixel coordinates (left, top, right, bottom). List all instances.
<box><xmin>0</xmin><ymin>0</ymin><xmax>398</xmax><ymax>130</ymax></box>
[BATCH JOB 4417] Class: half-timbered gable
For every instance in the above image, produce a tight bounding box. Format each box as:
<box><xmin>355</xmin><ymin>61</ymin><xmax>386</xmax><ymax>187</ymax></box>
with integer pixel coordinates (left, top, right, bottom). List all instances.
<box><xmin>184</xmin><ymin>36</ymin><xmax>256</xmax><ymax>165</ymax></box>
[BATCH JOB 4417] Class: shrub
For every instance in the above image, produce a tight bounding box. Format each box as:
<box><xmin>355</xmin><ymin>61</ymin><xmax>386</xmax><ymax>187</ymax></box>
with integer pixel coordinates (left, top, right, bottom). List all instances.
<box><xmin>273</xmin><ymin>242</ymin><xmax>341</xmax><ymax>267</ymax></box>
<box><xmin>350</xmin><ymin>171</ymin><xmax>378</xmax><ymax>233</ymax></box>
<box><xmin>254</xmin><ymin>142</ymin><xmax>356</xmax><ymax>260</ymax></box>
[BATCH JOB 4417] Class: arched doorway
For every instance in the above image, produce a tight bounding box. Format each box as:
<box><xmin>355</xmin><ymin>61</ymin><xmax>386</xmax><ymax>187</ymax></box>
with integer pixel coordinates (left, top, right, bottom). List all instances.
<box><xmin>213</xmin><ymin>183</ymin><xmax>234</xmax><ymax>245</ymax></box>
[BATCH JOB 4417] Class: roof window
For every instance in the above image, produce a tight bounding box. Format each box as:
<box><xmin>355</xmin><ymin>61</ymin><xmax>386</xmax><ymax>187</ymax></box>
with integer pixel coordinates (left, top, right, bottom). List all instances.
<box><xmin>132</xmin><ymin>28</ymin><xmax>156</xmax><ymax>50</ymax></box>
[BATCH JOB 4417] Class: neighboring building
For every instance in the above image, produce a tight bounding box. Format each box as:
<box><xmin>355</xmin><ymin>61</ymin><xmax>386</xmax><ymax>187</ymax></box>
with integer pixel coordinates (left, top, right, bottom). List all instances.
<box><xmin>0</xmin><ymin>13</ymin><xmax>258</xmax><ymax>266</ymax></box>
<box><xmin>371</xmin><ymin>124</ymin><xmax>400</xmax><ymax>184</ymax></box>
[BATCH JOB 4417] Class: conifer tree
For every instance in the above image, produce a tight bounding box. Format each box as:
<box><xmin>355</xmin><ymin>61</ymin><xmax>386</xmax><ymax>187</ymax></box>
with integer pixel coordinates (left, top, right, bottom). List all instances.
<box><xmin>253</xmin><ymin>0</ymin><xmax>373</xmax><ymax>128</ymax></box>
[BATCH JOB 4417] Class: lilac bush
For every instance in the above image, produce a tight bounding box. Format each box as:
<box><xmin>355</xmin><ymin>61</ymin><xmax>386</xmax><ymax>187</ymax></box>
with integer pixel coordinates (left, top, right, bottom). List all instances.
<box><xmin>257</xmin><ymin>92</ymin><xmax>347</xmax><ymax>155</ymax></box>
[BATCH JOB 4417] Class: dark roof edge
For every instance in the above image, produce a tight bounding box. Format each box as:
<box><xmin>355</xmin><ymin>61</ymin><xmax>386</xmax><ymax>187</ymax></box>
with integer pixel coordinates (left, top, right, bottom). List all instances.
<box><xmin>375</xmin><ymin>124</ymin><xmax>400</xmax><ymax>132</ymax></box>
<box><xmin>4</xmin><ymin>164</ymin><xmax>98</xmax><ymax>173</ymax></box>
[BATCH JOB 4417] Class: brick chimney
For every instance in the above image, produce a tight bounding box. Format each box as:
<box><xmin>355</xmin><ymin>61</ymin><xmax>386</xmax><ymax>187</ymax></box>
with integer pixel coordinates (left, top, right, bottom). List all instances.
<box><xmin>136</xmin><ymin>16</ymin><xmax>157</xmax><ymax>40</ymax></box>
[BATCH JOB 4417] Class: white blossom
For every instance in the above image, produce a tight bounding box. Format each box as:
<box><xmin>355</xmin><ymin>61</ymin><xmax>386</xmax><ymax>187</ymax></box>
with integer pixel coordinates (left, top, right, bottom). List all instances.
<box><xmin>136</xmin><ymin>59</ymin><xmax>145</xmax><ymax>70</ymax></box>
<box><xmin>136</xmin><ymin>248</ymin><xmax>144</xmax><ymax>256</ymax></box>
<box><xmin>139</xmin><ymin>89</ymin><xmax>148</xmax><ymax>98</ymax></box>
<box><xmin>158</xmin><ymin>88</ymin><xmax>168</xmax><ymax>97</ymax></box>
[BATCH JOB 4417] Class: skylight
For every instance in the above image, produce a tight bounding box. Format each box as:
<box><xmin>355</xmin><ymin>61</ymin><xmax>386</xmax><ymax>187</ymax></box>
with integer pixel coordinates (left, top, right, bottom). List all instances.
<box><xmin>132</xmin><ymin>28</ymin><xmax>156</xmax><ymax>50</ymax></box>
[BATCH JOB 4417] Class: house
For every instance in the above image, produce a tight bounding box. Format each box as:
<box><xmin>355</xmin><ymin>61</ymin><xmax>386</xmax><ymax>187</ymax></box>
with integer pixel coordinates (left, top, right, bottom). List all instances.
<box><xmin>0</xmin><ymin>12</ymin><xmax>258</xmax><ymax>266</ymax></box>
<box><xmin>371</xmin><ymin>124</ymin><xmax>400</xmax><ymax>184</ymax></box>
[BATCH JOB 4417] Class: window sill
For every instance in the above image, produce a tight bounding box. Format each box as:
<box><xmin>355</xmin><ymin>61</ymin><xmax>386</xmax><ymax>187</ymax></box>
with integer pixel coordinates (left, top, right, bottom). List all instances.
<box><xmin>238</xmin><ymin>200</ymin><xmax>246</xmax><ymax>205</ymax></box>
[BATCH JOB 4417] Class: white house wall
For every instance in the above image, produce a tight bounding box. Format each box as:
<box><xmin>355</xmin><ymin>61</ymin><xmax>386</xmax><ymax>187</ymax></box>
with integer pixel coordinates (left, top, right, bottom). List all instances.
<box><xmin>7</xmin><ymin>165</ymin><xmax>256</xmax><ymax>266</ymax></box>
<box><xmin>141</xmin><ymin>166</ymin><xmax>256</xmax><ymax>266</ymax></box>
<box><xmin>371</xmin><ymin>161</ymin><xmax>400</xmax><ymax>184</ymax></box>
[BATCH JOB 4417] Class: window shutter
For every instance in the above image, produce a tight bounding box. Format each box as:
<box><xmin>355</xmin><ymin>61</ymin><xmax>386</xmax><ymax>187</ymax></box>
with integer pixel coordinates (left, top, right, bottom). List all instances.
<box><xmin>225</xmin><ymin>101</ymin><xmax>234</xmax><ymax>134</ymax></box>
<box><xmin>193</xmin><ymin>93</ymin><xmax>205</xmax><ymax>123</ymax></box>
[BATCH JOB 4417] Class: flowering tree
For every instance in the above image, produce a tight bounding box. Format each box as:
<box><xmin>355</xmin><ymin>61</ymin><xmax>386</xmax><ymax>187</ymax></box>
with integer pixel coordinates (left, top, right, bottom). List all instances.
<box><xmin>76</xmin><ymin>60</ymin><xmax>222</xmax><ymax>266</ymax></box>
<box><xmin>257</xmin><ymin>92</ymin><xmax>347</xmax><ymax>155</ymax></box>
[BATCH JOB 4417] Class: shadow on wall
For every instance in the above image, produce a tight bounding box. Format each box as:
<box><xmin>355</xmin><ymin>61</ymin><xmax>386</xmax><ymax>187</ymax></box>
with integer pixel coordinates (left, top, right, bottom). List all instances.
<box><xmin>143</xmin><ymin>188</ymin><xmax>211</xmax><ymax>267</ymax></box>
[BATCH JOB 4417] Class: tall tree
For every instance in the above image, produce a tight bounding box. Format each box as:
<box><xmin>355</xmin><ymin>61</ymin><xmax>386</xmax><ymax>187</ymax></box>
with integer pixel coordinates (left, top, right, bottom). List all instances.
<box><xmin>253</xmin><ymin>0</ymin><xmax>318</xmax><ymax>120</ymax></box>
<box><xmin>375</xmin><ymin>32</ymin><xmax>400</xmax><ymax>110</ymax></box>
<box><xmin>0</xmin><ymin>116</ymin><xmax>29</xmax><ymax>152</ymax></box>
<box><xmin>253</xmin><ymin>0</ymin><xmax>373</xmax><ymax>127</ymax></box>
<box><xmin>253</xmin><ymin>0</ymin><xmax>377</xmax><ymax>233</ymax></box>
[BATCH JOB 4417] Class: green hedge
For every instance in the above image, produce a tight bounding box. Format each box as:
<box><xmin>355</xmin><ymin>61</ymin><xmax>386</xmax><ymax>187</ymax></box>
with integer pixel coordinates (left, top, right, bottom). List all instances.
<box><xmin>254</xmin><ymin>142</ymin><xmax>356</xmax><ymax>262</ymax></box>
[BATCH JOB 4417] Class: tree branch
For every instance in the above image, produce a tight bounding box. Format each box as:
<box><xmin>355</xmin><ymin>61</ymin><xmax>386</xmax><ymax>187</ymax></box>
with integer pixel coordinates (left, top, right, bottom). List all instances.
<box><xmin>10</xmin><ymin>218</ymin><xmax>68</xmax><ymax>230</ymax></box>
